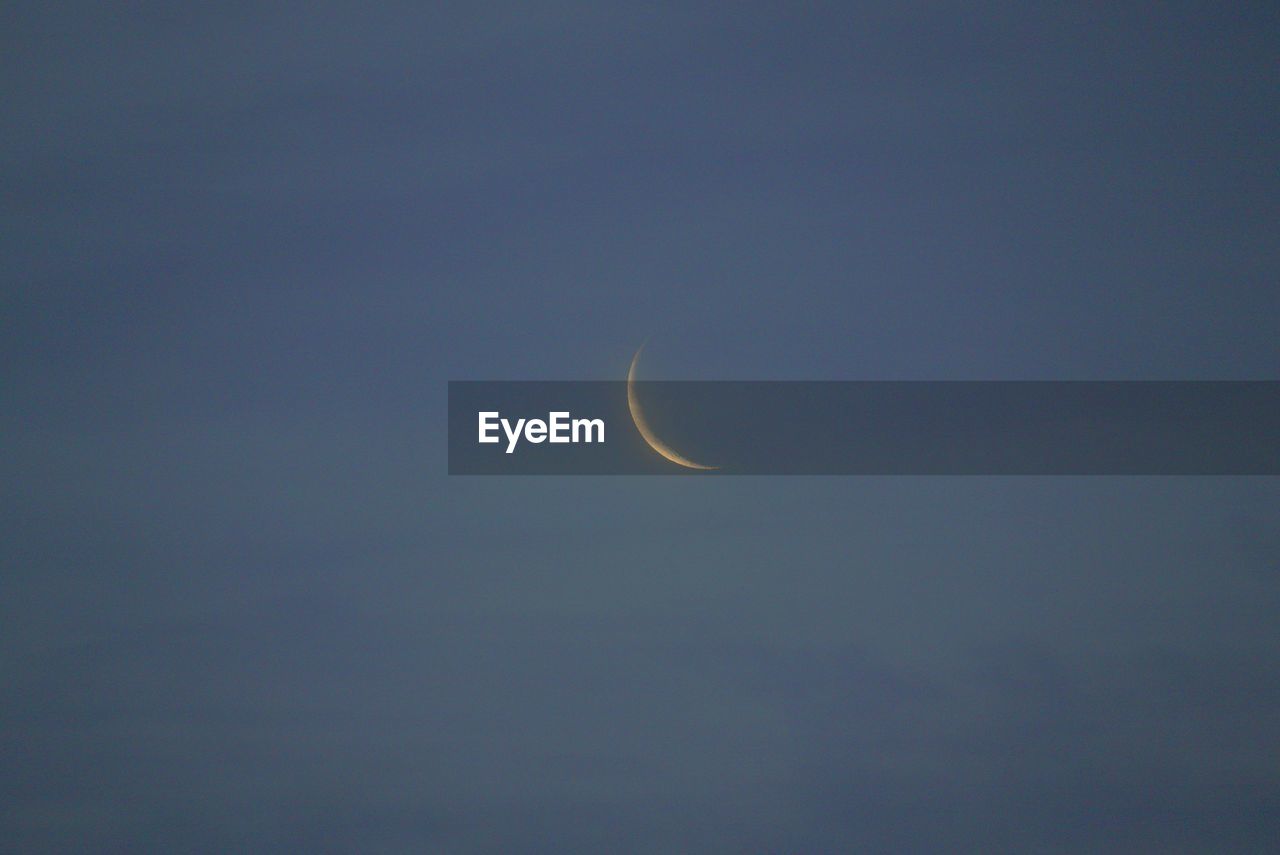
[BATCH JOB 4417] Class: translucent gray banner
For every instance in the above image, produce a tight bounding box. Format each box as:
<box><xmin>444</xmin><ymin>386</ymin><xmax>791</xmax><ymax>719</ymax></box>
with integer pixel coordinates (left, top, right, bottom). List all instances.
<box><xmin>448</xmin><ymin>382</ymin><xmax>1278</xmax><ymax>475</ymax></box>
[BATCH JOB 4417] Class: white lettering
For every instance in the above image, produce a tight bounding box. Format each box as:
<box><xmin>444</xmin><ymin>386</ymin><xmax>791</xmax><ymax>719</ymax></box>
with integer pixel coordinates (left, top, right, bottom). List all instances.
<box><xmin>478</xmin><ymin>412</ymin><xmax>500</xmax><ymax>444</ymax></box>
<box><xmin>573</xmin><ymin>418</ymin><xmax>604</xmax><ymax>443</ymax></box>
<box><xmin>549</xmin><ymin>411</ymin><xmax>571</xmax><ymax>443</ymax></box>
<box><xmin>502</xmin><ymin>417</ymin><xmax>526</xmax><ymax>454</ymax></box>
<box><xmin>478</xmin><ymin>411</ymin><xmax>605</xmax><ymax>453</ymax></box>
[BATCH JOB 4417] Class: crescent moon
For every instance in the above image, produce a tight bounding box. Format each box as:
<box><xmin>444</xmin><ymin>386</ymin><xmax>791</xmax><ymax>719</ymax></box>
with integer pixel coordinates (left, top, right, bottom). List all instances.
<box><xmin>627</xmin><ymin>345</ymin><xmax>718</xmax><ymax>471</ymax></box>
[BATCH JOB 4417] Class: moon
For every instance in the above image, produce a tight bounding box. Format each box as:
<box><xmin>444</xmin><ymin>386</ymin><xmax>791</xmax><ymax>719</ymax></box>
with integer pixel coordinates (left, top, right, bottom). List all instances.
<box><xmin>627</xmin><ymin>345</ymin><xmax>718</xmax><ymax>471</ymax></box>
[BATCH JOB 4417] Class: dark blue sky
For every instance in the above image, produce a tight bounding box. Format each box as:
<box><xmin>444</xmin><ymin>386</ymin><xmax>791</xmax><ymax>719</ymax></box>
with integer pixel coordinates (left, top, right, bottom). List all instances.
<box><xmin>4</xmin><ymin>3</ymin><xmax>1278</xmax><ymax>850</ymax></box>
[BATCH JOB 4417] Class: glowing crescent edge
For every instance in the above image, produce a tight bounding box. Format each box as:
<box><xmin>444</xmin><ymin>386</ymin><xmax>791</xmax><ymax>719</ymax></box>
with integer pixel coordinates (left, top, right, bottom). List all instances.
<box><xmin>627</xmin><ymin>346</ymin><xmax>718</xmax><ymax>471</ymax></box>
